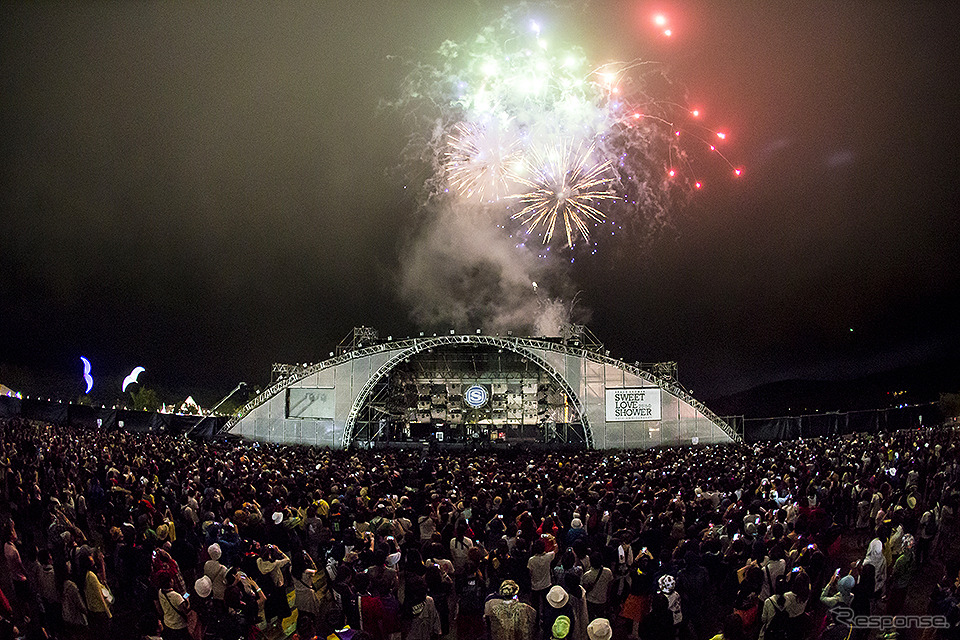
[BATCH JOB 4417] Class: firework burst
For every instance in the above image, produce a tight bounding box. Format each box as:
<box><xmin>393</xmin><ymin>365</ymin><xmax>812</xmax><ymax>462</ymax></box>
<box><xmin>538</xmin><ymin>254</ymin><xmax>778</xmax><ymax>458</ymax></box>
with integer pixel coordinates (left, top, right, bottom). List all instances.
<box><xmin>509</xmin><ymin>141</ymin><xmax>617</xmax><ymax>248</ymax></box>
<box><xmin>444</xmin><ymin>121</ymin><xmax>523</xmax><ymax>202</ymax></box>
<box><xmin>395</xmin><ymin>4</ymin><xmax>738</xmax><ymax>251</ymax></box>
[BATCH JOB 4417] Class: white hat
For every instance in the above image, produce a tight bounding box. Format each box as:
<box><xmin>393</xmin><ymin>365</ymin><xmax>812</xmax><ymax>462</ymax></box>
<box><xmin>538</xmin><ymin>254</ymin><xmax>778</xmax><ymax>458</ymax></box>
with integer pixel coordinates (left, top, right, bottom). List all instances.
<box><xmin>546</xmin><ymin>585</ymin><xmax>569</xmax><ymax>609</ymax></box>
<box><xmin>387</xmin><ymin>552</ymin><xmax>402</xmax><ymax>566</ymax></box>
<box><xmin>587</xmin><ymin>618</ymin><xmax>612</xmax><ymax>640</ymax></box>
<box><xmin>208</xmin><ymin>543</ymin><xmax>222</xmax><ymax>561</ymax></box>
<box><xmin>272</xmin><ymin>512</ymin><xmax>284</xmax><ymax>524</ymax></box>
<box><xmin>195</xmin><ymin>576</ymin><xmax>212</xmax><ymax>598</ymax></box>
<box><xmin>571</xmin><ymin>518</ymin><xmax>583</xmax><ymax>529</ymax></box>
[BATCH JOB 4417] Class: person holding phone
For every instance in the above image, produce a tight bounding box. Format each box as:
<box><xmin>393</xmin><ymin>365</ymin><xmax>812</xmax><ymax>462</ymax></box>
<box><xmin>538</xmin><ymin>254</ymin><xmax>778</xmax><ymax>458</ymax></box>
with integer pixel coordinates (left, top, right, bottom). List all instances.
<box><xmin>158</xmin><ymin>574</ymin><xmax>191</xmax><ymax>640</ymax></box>
<box><xmin>485</xmin><ymin>512</ymin><xmax>507</xmax><ymax>548</ymax></box>
<box><xmin>819</xmin><ymin>570</ymin><xmax>855</xmax><ymax>640</ymax></box>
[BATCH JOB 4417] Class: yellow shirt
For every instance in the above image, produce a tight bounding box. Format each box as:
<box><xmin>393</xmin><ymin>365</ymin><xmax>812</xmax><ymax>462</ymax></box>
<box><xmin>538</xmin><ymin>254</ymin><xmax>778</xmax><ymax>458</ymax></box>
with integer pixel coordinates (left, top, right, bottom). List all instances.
<box><xmin>85</xmin><ymin>571</ymin><xmax>112</xmax><ymax>617</ymax></box>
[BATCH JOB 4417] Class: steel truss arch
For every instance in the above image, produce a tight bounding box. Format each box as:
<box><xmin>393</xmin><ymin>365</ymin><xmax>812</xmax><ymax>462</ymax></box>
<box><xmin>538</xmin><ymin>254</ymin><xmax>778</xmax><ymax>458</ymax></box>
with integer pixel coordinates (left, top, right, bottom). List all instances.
<box><xmin>341</xmin><ymin>335</ymin><xmax>592</xmax><ymax>448</ymax></box>
<box><xmin>223</xmin><ymin>333</ymin><xmax>740</xmax><ymax>447</ymax></box>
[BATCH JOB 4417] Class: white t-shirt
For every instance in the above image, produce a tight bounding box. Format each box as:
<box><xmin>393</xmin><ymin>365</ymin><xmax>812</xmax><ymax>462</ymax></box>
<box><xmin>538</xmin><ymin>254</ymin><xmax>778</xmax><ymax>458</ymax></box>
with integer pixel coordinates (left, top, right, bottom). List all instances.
<box><xmin>528</xmin><ymin>551</ymin><xmax>555</xmax><ymax>591</ymax></box>
<box><xmin>760</xmin><ymin>559</ymin><xmax>786</xmax><ymax>600</ymax></box>
<box><xmin>584</xmin><ymin>567</ymin><xmax>613</xmax><ymax>605</ymax></box>
<box><xmin>419</xmin><ymin>515</ymin><xmax>437</xmax><ymax>541</ymax></box>
<box><xmin>159</xmin><ymin>589</ymin><xmax>188</xmax><ymax>630</ymax></box>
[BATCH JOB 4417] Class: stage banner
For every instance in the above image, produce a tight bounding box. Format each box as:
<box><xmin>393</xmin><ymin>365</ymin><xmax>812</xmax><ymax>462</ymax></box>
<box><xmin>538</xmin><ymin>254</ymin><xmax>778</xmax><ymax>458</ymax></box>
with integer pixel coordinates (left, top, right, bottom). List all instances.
<box><xmin>605</xmin><ymin>387</ymin><xmax>661</xmax><ymax>421</ymax></box>
<box><xmin>287</xmin><ymin>387</ymin><xmax>336</xmax><ymax>419</ymax></box>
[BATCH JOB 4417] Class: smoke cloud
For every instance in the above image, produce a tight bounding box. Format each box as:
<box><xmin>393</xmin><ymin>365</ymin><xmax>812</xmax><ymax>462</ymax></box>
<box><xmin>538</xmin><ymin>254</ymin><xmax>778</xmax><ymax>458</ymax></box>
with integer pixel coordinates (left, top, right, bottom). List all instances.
<box><xmin>397</xmin><ymin>199</ymin><xmax>583</xmax><ymax>336</ymax></box>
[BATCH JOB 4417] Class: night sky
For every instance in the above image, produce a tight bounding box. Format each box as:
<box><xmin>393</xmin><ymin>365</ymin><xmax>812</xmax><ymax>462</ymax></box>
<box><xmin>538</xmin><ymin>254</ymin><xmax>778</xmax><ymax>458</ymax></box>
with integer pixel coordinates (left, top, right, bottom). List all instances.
<box><xmin>2</xmin><ymin>1</ymin><xmax>959</xmax><ymax>406</ymax></box>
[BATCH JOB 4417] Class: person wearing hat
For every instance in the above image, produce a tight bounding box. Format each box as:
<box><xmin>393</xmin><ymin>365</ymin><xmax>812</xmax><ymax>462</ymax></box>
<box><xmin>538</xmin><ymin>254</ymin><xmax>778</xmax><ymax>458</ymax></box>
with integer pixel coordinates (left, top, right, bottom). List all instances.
<box><xmin>190</xmin><ymin>576</ymin><xmax>216</xmax><ymax>640</ymax></box>
<box><xmin>862</xmin><ymin>525</ymin><xmax>889</xmax><ymax>596</ymax></box>
<box><xmin>820</xmin><ymin>572</ymin><xmax>856</xmax><ymax>640</ymax></box>
<box><xmin>485</xmin><ymin>580</ymin><xmax>536</xmax><ymax>640</ymax></box>
<box><xmin>195</xmin><ymin>576</ymin><xmax>213</xmax><ymax>599</ymax></box>
<box><xmin>550</xmin><ymin>614</ymin><xmax>572</xmax><ymax>640</ymax></box>
<box><xmin>586</xmin><ymin>618</ymin><xmax>611</xmax><ymax>640</ymax></box>
<box><xmin>544</xmin><ymin>586</ymin><xmax>574</xmax><ymax>640</ymax></box>
<box><xmin>566</xmin><ymin>518</ymin><xmax>587</xmax><ymax>548</ymax></box>
<box><xmin>820</xmin><ymin>572</ymin><xmax>855</xmax><ymax>608</ymax></box>
<box><xmin>658</xmin><ymin>574</ymin><xmax>683</xmax><ymax>637</ymax></box>
<box><xmin>204</xmin><ymin>543</ymin><xmax>228</xmax><ymax>603</ymax></box>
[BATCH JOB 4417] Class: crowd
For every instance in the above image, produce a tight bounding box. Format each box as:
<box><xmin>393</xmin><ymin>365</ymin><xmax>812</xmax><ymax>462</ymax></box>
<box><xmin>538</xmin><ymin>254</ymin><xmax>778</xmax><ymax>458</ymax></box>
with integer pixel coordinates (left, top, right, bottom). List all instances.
<box><xmin>2</xmin><ymin>416</ymin><xmax>960</xmax><ymax>640</ymax></box>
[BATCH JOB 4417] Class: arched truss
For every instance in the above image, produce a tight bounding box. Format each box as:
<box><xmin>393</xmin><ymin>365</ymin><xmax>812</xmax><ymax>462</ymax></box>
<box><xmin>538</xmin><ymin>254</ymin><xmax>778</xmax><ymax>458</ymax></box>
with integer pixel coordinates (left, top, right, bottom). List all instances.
<box><xmin>222</xmin><ymin>334</ymin><xmax>741</xmax><ymax>447</ymax></box>
<box><xmin>341</xmin><ymin>335</ymin><xmax>592</xmax><ymax>448</ymax></box>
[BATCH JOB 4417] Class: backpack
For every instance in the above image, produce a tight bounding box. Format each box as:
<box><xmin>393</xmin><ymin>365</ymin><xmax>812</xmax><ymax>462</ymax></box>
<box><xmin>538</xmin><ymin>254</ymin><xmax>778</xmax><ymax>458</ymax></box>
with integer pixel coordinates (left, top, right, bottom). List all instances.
<box><xmin>765</xmin><ymin>595</ymin><xmax>790</xmax><ymax>640</ymax></box>
<box><xmin>924</xmin><ymin>511</ymin><xmax>938</xmax><ymax>537</ymax></box>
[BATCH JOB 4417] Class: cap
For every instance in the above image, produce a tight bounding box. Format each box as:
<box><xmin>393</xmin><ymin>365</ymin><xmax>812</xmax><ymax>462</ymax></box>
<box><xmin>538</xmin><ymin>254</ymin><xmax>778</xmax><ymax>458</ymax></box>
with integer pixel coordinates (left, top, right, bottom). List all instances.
<box><xmin>208</xmin><ymin>543</ymin><xmax>222</xmax><ymax>561</ymax></box>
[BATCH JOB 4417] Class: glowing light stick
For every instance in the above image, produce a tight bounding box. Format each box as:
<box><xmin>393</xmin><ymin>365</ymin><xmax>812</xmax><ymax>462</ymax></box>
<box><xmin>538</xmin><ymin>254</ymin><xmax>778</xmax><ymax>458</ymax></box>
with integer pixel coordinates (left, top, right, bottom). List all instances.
<box><xmin>80</xmin><ymin>357</ymin><xmax>93</xmax><ymax>394</ymax></box>
<box><xmin>122</xmin><ymin>366</ymin><xmax>146</xmax><ymax>392</ymax></box>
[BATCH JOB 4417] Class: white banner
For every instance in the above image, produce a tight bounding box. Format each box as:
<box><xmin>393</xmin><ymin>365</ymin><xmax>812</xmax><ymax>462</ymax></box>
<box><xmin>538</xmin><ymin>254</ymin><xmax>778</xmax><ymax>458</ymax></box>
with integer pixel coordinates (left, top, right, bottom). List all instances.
<box><xmin>287</xmin><ymin>387</ymin><xmax>335</xmax><ymax>419</ymax></box>
<box><xmin>605</xmin><ymin>387</ymin><xmax>661</xmax><ymax>422</ymax></box>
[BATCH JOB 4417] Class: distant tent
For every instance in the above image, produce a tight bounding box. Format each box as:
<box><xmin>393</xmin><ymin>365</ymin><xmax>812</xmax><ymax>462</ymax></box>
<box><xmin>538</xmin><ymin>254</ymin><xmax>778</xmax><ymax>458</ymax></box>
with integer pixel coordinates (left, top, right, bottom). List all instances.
<box><xmin>0</xmin><ymin>383</ymin><xmax>18</xmax><ymax>397</ymax></box>
<box><xmin>179</xmin><ymin>396</ymin><xmax>201</xmax><ymax>415</ymax></box>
